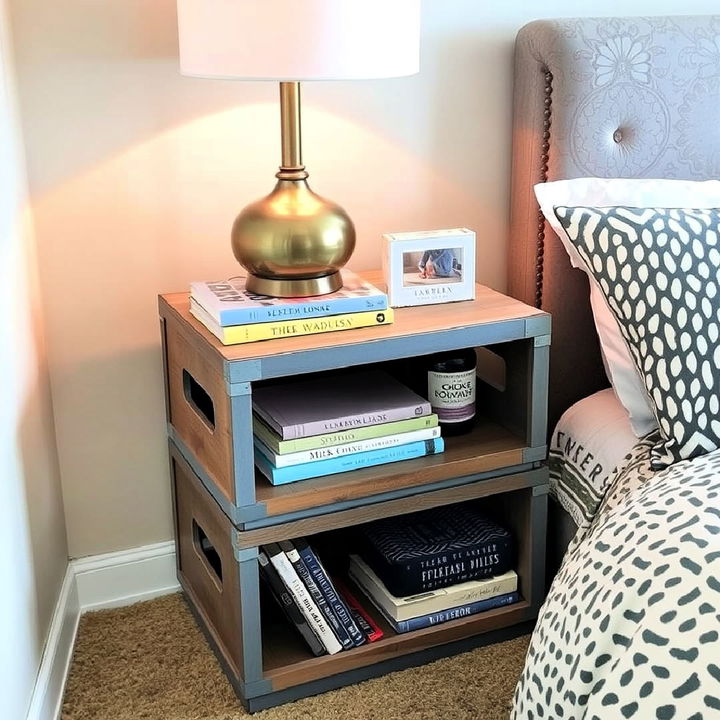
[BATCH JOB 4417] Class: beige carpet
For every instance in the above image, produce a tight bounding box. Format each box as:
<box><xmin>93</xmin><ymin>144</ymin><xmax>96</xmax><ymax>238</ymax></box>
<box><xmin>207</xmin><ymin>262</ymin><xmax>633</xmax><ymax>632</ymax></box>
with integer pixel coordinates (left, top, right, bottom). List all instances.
<box><xmin>61</xmin><ymin>593</ymin><xmax>530</xmax><ymax>720</ymax></box>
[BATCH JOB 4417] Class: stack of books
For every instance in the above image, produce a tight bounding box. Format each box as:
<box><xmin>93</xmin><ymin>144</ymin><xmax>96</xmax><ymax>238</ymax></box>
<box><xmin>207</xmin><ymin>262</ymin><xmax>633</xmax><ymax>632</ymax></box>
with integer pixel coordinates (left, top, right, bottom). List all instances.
<box><xmin>259</xmin><ymin>539</ymin><xmax>384</xmax><ymax>657</ymax></box>
<box><xmin>348</xmin><ymin>504</ymin><xmax>518</xmax><ymax>633</ymax></box>
<box><xmin>252</xmin><ymin>369</ymin><xmax>444</xmax><ymax>485</ymax></box>
<box><xmin>189</xmin><ymin>270</ymin><xmax>392</xmax><ymax>345</ymax></box>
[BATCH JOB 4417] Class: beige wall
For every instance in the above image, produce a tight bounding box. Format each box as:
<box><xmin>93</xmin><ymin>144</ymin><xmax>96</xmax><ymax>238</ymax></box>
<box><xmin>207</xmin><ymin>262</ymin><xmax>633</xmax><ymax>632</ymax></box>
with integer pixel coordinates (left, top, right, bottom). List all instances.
<box><xmin>8</xmin><ymin>0</ymin><xmax>720</xmax><ymax>557</ymax></box>
<box><xmin>0</xmin><ymin>1</ymin><xmax>68</xmax><ymax>715</ymax></box>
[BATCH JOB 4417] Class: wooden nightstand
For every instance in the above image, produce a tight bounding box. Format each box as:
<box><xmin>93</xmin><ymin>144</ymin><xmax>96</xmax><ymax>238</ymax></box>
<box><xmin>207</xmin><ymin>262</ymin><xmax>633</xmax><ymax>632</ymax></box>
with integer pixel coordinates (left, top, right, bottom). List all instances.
<box><xmin>158</xmin><ymin>270</ymin><xmax>550</xmax><ymax>712</ymax></box>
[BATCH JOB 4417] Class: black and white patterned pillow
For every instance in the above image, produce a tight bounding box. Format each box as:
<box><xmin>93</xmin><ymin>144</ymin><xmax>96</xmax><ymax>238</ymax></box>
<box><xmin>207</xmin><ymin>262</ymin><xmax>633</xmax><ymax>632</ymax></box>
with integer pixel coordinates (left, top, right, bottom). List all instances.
<box><xmin>555</xmin><ymin>206</ymin><xmax>720</xmax><ymax>469</ymax></box>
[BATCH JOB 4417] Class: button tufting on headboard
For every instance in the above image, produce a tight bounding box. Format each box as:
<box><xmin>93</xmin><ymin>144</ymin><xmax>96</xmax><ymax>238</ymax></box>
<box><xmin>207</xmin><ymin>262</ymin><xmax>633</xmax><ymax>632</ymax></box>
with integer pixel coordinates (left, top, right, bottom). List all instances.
<box><xmin>613</xmin><ymin>129</ymin><xmax>624</xmax><ymax>143</ymax></box>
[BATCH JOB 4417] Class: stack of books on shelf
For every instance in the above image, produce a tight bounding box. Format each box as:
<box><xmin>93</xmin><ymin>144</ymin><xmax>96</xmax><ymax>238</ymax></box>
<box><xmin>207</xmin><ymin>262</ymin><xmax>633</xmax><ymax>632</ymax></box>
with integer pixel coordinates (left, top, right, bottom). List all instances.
<box><xmin>259</xmin><ymin>539</ymin><xmax>383</xmax><ymax>657</ymax></box>
<box><xmin>252</xmin><ymin>369</ymin><xmax>444</xmax><ymax>485</ymax></box>
<box><xmin>189</xmin><ymin>270</ymin><xmax>392</xmax><ymax>345</ymax></box>
<box><xmin>348</xmin><ymin>504</ymin><xmax>518</xmax><ymax>633</ymax></box>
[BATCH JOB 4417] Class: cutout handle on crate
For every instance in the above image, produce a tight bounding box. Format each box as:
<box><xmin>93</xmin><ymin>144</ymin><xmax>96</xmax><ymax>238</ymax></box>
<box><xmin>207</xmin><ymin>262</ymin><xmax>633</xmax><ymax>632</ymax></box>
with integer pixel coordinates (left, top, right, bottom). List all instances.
<box><xmin>192</xmin><ymin>519</ymin><xmax>223</xmax><ymax>590</ymax></box>
<box><xmin>183</xmin><ymin>369</ymin><xmax>216</xmax><ymax>429</ymax></box>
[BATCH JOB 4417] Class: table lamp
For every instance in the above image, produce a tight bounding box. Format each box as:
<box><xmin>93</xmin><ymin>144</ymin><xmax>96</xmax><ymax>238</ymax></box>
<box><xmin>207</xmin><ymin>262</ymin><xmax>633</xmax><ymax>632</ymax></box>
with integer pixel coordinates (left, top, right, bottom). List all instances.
<box><xmin>177</xmin><ymin>0</ymin><xmax>421</xmax><ymax>297</ymax></box>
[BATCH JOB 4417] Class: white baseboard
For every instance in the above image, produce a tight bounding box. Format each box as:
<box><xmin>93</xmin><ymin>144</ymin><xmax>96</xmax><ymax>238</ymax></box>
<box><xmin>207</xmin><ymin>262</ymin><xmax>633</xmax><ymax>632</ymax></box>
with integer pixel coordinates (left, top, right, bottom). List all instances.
<box><xmin>74</xmin><ymin>540</ymin><xmax>179</xmax><ymax>612</ymax></box>
<box><xmin>26</xmin><ymin>566</ymin><xmax>80</xmax><ymax>720</ymax></box>
<box><xmin>27</xmin><ymin>541</ymin><xmax>179</xmax><ymax>720</ymax></box>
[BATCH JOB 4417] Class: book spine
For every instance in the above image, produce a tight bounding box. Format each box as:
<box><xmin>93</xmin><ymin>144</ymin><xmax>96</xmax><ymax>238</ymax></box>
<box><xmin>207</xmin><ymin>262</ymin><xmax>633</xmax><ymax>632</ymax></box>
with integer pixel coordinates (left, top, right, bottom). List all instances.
<box><xmin>349</xmin><ymin>557</ymin><xmax>518</xmax><ymax>621</ymax></box>
<box><xmin>295</xmin><ymin>541</ymin><xmax>366</xmax><ymax>648</ymax></box>
<box><xmin>254</xmin><ymin>414</ymin><xmax>440</xmax><ymax>455</ymax></box>
<box><xmin>257</xmin><ymin>551</ymin><xmax>325</xmax><ymax>657</ymax></box>
<box><xmin>366</xmin><ymin>537</ymin><xmax>514</xmax><ymax>597</ymax></box>
<box><xmin>264</xmin><ymin>544</ymin><xmax>343</xmax><ymax>655</ymax></box>
<box><xmin>255</xmin><ymin>438</ymin><xmax>444</xmax><ymax>486</ymax></box>
<box><xmin>290</xmin><ymin>398</ymin><xmax>432</xmax><ymax>440</ymax></box>
<box><xmin>334</xmin><ymin>580</ymin><xmax>384</xmax><ymax>643</ymax></box>
<box><xmin>258</xmin><ymin>426</ymin><xmax>442</xmax><ymax>468</ymax></box>
<box><xmin>214</xmin><ymin>309</ymin><xmax>394</xmax><ymax>346</ymax></box>
<box><xmin>281</xmin><ymin>542</ymin><xmax>353</xmax><ymax>651</ymax></box>
<box><xmin>220</xmin><ymin>294</ymin><xmax>388</xmax><ymax>326</ymax></box>
<box><xmin>389</xmin><ymin>592</ymin><xmax>520</xmax><ymax>633</ymax></box>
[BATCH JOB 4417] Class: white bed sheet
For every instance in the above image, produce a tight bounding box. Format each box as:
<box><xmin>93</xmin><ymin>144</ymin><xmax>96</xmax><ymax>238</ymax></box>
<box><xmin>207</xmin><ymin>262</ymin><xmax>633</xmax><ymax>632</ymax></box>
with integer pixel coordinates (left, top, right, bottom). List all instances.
<box><xmin>549</xmin><ymin>388</ymin><xmax>639</xmax><ymax>530</ymax></box>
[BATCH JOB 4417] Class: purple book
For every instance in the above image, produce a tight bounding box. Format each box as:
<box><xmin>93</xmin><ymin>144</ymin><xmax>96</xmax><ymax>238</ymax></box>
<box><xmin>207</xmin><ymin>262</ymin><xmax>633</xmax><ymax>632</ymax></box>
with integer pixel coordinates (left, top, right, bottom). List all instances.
<box><xmin>252</xmin><ymin>370</ymin><xmax>432</xmax><ymax>440</ymax></box>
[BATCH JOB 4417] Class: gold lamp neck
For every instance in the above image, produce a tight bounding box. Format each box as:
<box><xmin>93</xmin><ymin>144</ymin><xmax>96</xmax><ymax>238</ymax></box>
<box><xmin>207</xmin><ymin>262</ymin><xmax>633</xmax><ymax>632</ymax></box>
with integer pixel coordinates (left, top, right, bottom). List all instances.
<box><xmin>277</xmin><ymin>81</ymin><xmax>309</xmax><ymax>181</ymax></box>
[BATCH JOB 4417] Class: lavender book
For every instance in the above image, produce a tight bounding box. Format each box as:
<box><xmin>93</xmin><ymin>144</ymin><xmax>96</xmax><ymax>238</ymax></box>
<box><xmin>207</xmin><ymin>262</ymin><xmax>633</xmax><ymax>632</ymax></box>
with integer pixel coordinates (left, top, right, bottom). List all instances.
<box><xmin>252</xmin><ymin>370</ymin><xmax>432</xmax><ymax>440</ymax></box>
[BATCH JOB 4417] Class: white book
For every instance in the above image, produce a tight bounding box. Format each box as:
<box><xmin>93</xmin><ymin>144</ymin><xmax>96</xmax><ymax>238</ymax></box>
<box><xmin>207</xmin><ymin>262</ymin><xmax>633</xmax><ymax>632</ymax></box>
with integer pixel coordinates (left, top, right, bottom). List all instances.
<box><xmin>266</xmin><ymin>545</ymin><xmax>342</xmax><ymax>655</ymax></box>
<box><xmin>348</xmin><ymin>555</ymin><xmax>518</xmax><ymax>622</ymax></box>
<box><xmin>256</xmin><ymin>426</ymin><xmax>441</xmax><ymax>468</ymax></box>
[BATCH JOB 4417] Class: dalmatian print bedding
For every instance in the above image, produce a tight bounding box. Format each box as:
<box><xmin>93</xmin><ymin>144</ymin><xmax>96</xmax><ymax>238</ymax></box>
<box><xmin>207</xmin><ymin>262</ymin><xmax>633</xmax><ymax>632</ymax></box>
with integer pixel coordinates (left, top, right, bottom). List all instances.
<box><xmin>513</xmin><ymin>436</ymin><xmax>720</xmax><ymax>719</ymax></box>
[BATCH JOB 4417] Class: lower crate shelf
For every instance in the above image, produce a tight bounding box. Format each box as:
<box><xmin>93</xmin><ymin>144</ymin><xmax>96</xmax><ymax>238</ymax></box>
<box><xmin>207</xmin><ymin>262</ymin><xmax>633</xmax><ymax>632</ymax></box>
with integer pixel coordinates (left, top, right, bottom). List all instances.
<box><xmin>262</xmin><ymin>594</ymin><xmax>534</xmax><ymax>691</ymax></box>
<box><xmin>170</xmin><ymin>431</ymin><xmax>548</xmax><ymax>710</ymax></box>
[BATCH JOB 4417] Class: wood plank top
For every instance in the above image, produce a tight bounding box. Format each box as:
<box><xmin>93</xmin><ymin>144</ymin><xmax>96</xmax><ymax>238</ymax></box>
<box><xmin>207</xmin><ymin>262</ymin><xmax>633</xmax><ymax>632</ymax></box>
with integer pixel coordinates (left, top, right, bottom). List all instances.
<box><xmin>158</xmin><ymin>270</ymin><xmax>549</xmax><ymax>366</ymax></box>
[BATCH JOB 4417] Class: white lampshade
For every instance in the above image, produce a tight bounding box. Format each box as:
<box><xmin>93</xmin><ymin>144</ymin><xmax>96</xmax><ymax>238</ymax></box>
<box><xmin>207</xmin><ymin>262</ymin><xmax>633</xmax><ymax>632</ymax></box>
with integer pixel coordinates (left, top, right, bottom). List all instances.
<box><xmin>177</xmin><ymin>0</ymin><xmax>420</xmax><ymax>81</ymax></box>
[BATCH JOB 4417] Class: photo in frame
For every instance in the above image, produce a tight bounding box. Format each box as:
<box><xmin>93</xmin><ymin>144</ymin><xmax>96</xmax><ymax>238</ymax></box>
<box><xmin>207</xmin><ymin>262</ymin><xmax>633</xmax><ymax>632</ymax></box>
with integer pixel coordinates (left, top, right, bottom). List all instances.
<box><xmin>381</xmin><ymin>228</ymin><xmax>476</xmax><ymax>307</ymax></box>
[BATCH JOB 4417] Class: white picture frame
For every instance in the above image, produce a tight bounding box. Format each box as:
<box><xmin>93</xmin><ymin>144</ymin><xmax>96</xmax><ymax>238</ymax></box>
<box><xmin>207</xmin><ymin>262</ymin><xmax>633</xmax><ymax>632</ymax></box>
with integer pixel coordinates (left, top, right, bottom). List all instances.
<box><xmin>381</xmin><ymin>228</ymin><xmax>476</xmax><ymax>308</ymax></box>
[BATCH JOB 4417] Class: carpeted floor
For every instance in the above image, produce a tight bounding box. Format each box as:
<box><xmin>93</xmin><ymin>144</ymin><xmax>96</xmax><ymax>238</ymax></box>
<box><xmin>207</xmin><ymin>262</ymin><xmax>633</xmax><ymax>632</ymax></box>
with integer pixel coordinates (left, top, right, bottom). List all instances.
<box><xmin>61</xmin><ymin>593</ymin><xmax>530</xmax><ymax>720</ymax></box>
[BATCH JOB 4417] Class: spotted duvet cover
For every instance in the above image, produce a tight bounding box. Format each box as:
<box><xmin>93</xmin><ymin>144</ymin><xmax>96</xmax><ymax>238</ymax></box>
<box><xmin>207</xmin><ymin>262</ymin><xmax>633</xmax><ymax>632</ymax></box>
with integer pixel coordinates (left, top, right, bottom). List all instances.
<box><xmin>513</xmin><ymin>433</ymin><xmax>720</xmax><ymax>719</ymax></box>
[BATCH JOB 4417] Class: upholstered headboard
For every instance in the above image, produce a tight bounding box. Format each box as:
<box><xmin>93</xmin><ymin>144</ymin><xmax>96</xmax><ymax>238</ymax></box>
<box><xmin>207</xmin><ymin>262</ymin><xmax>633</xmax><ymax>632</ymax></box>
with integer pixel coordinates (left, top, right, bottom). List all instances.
<box><xmin>509</xmin><ymin>15</ymin><xmax>720</xmax><ymax>432</ymax></box>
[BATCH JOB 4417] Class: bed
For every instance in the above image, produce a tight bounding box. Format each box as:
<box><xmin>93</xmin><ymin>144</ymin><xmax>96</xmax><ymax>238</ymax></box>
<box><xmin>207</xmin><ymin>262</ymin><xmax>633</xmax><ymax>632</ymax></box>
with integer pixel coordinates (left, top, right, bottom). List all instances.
<box><xmin>507</xmin><ymin>15</ymin><xmax>720</xmax><ymax>719</ymax></box>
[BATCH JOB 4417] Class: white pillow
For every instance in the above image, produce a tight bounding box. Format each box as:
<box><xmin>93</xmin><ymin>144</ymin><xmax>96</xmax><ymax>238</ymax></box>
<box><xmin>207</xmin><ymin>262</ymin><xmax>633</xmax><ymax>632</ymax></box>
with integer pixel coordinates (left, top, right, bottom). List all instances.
<box><xmin>534</xmin><ymin>178</ymin><xmax>720</xmax><ymax>438</ymax></box>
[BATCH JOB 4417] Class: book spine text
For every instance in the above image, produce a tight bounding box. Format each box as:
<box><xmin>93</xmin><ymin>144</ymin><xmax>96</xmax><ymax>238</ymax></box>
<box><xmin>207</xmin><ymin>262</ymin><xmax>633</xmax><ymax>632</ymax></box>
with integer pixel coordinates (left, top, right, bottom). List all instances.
<box><xmin>265</xmin><ymin>545</ymin><xmax>342</xmax><ymax>655</ymax></box>
<box><xmin>296</xmin><ymin>542</ymin><xmax>365</xmax><ymax>648</ymax></box>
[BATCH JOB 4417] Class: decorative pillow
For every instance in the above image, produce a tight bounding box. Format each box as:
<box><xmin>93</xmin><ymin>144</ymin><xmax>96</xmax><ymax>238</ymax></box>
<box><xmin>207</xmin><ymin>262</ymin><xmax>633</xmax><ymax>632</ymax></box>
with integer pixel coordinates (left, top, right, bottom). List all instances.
<box><xmin>554</xmin><ymin>204</ymin><xmax>720</xmax><ymax>469</ymax></box>
<box><xmin>536</xmin><ymin>179</ymin><xmax>720</xmax><ymax>438</ymax></box>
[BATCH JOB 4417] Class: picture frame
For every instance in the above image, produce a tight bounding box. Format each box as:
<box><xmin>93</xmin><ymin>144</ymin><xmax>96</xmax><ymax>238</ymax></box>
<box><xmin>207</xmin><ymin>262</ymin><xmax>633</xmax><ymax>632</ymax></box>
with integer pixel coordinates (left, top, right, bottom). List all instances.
<box><xmin>381</xmin><ymin>228</ymin><xmax>476</xmax><ymax>308</ymax></box>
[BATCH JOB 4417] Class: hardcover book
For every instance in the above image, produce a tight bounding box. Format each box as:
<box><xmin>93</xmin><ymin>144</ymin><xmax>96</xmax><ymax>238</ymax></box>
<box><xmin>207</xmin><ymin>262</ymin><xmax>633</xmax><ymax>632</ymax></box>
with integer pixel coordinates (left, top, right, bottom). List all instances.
<box><xmin>255</xmin><ymin>426</ymin><xmax>441</xmax><ymax>468</ymax></box>
<box><xmin>254</xmin><ymin>438</ymin><xmax>444</xmax><ymax>485</ymax></box>
<box><xmin>257</xmin><ymin>550</ymin><xmax>325</xmax><ymax>657</ymax></box>
<box><xmin>356</xmin><ymin>505</ymin><xmax>515</xmax><ymax>597</ymax></box>
<box><xmin>190</xmin><ymin>298</ymin><xmax>393</xmax><ymax>345</ymax></box>
<box><xmin>364</xmin><ymin>589</ymin><xmax>520</xmax><ymax>633</ymax></box>
<box><xmin>333</xmin><ymin>579</ymin><xmax>384</xmax><ymax>643</ymax></box>
<box><xmin>253</xmin><ymin>414</ymin><xmax>439</xmax><ymax>455</ymax></box>
<box><xmin>252</xmin><ymin>370</ymin><xmax>432</xmax><ymax>440</ymax></box>
<box><xmin>294</xmin><ymin>539</ymin><xmax>365</xmax><ymax>648</ymax></box>
<box><xmin>264</xmin><ymin>543</ymin><xmax>342</xmax><ymax>655</ymax></box>
<box><xmin>190</xmin><ymin>269</ymin><xmax>388</xmax><ymax>327</ymax></box>
<box><xmin>280</xmin><ymin>541</ymin><xmax>353</xmax><ymax>650</ymax></box>
<box><xmin>348</xmin><ymin>554</ymin><xmax>518</xmax><ymax>622</ymax></box>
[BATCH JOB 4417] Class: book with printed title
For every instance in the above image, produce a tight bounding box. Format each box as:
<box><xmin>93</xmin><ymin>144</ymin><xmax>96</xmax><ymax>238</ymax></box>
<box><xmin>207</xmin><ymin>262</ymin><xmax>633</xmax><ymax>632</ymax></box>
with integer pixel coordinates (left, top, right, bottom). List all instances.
<box><xmin>252</xmin><ymin>370</ymin><xmax>432</xmax><ymax>440</ymax></box>
<box><xmin>190</xmin><ymin>269</ymin><xmax>387</xmax><ymax>327</ymax></box>
<box><xmin>363</xmin><ymin>589</ymin><xmax>520</xmax><ymax>633</ymax></box>
<box><xmin>357</xmin><ymin>505</ymin><xmax>515</xmax><ymax>597</ymax></box>
<box><xmin>348</xmin><ymin>554</ymin><xmax>518</xmax><ymax>622</ymax></box>
<box><xmin>253</xmin><ymin>414</ymin><xmax>440</xmax><ymax>455</ymax></box>
<box><xmin>255</xmin><ymin>437</ymin><xmax>444</xmax><ymax>485</ymax></box>
<box><xmin>190</xmin><ymin>298</ymin><xmax>393</xmax><ymax>345</ymax></box>
<box><xmin>257</xmin><ymin>550</ymin><xmax>325</xmax><ymax>657</ymax></box>
<box><xmin>255</xmin><ymin>425</ymin><xmax>441</xmax><ymax>468</ymax></box>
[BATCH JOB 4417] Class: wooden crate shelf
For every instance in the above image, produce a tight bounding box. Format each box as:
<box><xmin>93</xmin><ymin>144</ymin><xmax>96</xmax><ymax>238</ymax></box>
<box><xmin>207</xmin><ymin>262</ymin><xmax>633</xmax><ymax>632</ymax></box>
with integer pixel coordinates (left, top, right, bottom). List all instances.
<box><xmin>160</xmin><ymin>271</ymin><xmax>551</xmax><ymax>711</ymax></box>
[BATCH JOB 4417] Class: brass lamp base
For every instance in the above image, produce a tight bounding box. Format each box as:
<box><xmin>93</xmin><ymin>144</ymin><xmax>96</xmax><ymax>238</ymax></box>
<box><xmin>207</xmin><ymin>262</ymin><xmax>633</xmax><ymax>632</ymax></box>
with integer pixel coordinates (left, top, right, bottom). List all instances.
<box><xmin>245</xmin><ymin>271</ymin><xmax>342</xmax><ymax>298</ymax></box>
<box><xmin>229</xmin><ymin>81</ymin><xmax>355</xmax><ymax>298</ymax></box>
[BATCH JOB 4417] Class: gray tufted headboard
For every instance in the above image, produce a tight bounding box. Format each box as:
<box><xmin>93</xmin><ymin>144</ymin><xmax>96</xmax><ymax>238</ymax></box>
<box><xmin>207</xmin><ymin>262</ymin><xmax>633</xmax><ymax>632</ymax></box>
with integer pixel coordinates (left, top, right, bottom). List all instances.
<box><xmin>509</xmin><ymin>15</ymin><xmax>720</xmax><ymax>433</ymax></box>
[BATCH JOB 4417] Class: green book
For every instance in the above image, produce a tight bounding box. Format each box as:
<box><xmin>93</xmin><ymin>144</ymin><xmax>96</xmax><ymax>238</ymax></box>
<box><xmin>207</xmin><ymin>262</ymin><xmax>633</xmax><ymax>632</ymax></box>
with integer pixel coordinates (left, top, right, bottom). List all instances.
<box><xmin>253</xmin><ymin>413</ymin><xmax>439</xmax><ymax>455</ymax></box>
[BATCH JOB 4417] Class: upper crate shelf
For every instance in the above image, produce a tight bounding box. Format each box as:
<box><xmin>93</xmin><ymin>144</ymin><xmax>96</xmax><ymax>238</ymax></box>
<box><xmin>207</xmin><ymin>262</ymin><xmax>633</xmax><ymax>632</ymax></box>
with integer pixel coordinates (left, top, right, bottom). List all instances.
<box><xmin>159</xmin><ymin>271</ymin><xmax>551</xmax><ymax>529</ymax></box>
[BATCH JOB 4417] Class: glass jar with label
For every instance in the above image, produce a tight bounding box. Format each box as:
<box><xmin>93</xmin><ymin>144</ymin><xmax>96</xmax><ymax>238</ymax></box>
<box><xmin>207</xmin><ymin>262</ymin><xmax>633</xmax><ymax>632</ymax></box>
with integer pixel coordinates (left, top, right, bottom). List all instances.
<box><xmin>426</xmin><ymin>348</ymin><xmax>477</xmax><ymax>436</ymax></box>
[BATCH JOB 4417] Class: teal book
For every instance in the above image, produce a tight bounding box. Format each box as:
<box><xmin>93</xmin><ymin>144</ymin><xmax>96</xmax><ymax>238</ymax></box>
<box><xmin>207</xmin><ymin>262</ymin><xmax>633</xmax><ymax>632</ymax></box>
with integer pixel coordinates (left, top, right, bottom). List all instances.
<box><xmin>255</xmin><ymin>438</ymin><xmax>445</xmax><ymax>486</ymax></box>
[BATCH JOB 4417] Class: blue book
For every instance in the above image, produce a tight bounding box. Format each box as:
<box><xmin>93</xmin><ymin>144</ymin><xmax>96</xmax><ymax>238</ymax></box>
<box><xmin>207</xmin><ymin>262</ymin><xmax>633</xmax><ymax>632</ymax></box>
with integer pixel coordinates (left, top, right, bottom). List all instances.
<box><xmin>295</xmin><ymin>539</ymin><xmax>366</xmax><ymax>648</ymax></box>
<box><xmin>254</xmin><ymin>438</ymin><xmax>445</xmax><ymax>486</ymax></box>
<box><xmin>280</xmin><ymin>541</ymin><xmax>354</xmax><ymax>650</ymax></box>
<box><xmin>190</xmin><ymin>269</ymin><xmax>387</xmax><ymax>327</ymax></box>
<box><xmin>371</xmin><ymin>591</ymin><xmax>520</xmax><ymax>634</ymax></box>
